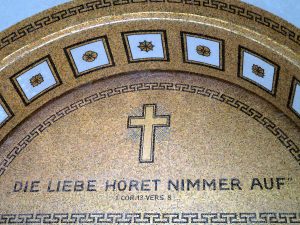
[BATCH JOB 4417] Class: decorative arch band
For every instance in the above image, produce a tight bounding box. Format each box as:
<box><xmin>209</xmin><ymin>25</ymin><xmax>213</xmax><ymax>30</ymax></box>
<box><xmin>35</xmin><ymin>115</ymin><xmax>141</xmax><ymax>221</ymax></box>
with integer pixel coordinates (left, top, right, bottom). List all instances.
<box><xmin>0</xmin><ymin>81</ymin><xmax>299</xmax><ymax>178</ymax></box>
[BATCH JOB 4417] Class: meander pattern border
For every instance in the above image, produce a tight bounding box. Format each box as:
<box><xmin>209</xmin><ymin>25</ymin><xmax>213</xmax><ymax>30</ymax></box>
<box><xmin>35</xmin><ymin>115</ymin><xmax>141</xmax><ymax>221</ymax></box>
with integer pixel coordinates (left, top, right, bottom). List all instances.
<box><xmin>0</xmin><ymin>82</ymin><xmax>299</xmax><ymax>177</ymax></box>
<box><xmin>1</xmin><ymin>0</ymin><xmax>300</xmax><ymax>50</ymax></box>
<box><xmin>0</xmin><ymin>212</ymin><xmax>299</xmax><ymax>224</ymax></box>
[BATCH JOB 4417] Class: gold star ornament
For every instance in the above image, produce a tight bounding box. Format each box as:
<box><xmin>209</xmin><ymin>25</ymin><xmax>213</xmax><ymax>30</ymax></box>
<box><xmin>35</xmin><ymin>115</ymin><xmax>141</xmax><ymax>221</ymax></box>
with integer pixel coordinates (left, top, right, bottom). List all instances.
<box><xmin>196</xmin><ymin>45</ymin><xmax>211</xmax><ymax>57</ymax></box>
<box><xmin>30</xmin><ymin>74</ymin><xmax>44</xmax><ymax>87</ymax></box>
<box><xmin>138</xmin><ymin>40</ymin><xmax>155</xmax><ymax>52</ymax></box>
<box><xmin>82</xmin><ymin>50</ymin><xmax>98</xmax><ymax>62</ymax></box>
<box><xmin>252</xmin><ymin>64</ymin><xmax>265</xmax><ymax>77</ymax></box>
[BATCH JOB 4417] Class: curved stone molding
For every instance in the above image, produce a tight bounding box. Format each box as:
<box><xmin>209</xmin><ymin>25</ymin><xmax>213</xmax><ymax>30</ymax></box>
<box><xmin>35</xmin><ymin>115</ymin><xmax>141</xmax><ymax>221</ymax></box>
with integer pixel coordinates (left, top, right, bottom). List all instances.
<box><xmin>0</xmin><ymin>0</ymin><xmax>299</xmax><ymax>153</ymax></box>
<box><xmin>1</xmin><ymin>81</ymin><xmax>299</xmax><ymax>177</ymax></box>
<box><xmin>1</xmin><ymin>0</ymin><xmax>300</xmax><ymax>54</ymax></box>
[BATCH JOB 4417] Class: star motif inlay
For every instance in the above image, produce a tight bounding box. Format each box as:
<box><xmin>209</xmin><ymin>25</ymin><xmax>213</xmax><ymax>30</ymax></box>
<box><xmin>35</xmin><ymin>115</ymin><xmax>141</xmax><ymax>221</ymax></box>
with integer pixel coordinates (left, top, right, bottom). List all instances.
<box><xmin>82</xmin><ymin>50</ymin><xmax>98</xmax><ymax>62</ymax></box>
<box><xmin>252</xmin><ymin>64</ymin><xmax>265</xmax><ymax>77</ymax></box>
<box><xmin>196</xmin><ymin>45</ymin><xmax>211</xmax><ymax>57</ymax></box>
<box><xmin>30</xmin><ymin>74</ymin><xmax>44</xmax><ymax>87</ymax></box>
<box><xmin>138</xmin><ymin>40</ymin><xmax>155</xmax><ymax>52</ymax></box>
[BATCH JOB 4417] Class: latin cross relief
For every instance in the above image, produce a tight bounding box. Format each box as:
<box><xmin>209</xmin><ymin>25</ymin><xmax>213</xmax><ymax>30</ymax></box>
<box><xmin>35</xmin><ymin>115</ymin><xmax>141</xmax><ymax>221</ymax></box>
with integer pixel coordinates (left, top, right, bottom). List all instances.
<box><xmin>128</xmin><ymin>104</ymin><xmax>170</xmax><ymax>163</ymax></box>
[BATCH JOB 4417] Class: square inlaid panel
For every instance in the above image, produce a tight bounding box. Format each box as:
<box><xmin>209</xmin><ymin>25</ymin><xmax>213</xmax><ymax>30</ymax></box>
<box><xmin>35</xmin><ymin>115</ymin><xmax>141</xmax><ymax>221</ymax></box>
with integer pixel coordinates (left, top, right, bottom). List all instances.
<box><xmin>181</xmin><ymin>32</ymin><xmax>224</xmax><ymax>70</ymax></box>
<box><xmin>0</xmin><ymin>95</ymin><xmax>13</xmax><ymax>128</ymax></box>
<box><xmin>122</xmin><ymin>30</ymin><xmax>169</xmax><ymax>63</ymax></box>
<box><xmin>64</xmin><ymin>36</ymin><xmax>114</xmax><ymax>77</ymax></box>
<box><xmin>10</xmin><ymin>56</ymin><xmax>61</xmax><ymax>105</ymax></box>
<box><xmin>238</xmin><ymin>46</ymin><xmax>280</xmax><ymax>95</ymax></box>
<box><xmin>288</xmin><ymin>77</ymin><xmax>300</xmax><ymax>118</ymax></box>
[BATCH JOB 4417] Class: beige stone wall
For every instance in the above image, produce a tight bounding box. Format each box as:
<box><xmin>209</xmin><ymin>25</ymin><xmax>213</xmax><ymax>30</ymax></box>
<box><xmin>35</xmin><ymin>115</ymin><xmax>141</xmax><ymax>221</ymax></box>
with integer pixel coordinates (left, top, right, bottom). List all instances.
<box><xmin>0</xmin><ymin>0</ymin><xmax>299</xmax><ymax>223</ymax></box>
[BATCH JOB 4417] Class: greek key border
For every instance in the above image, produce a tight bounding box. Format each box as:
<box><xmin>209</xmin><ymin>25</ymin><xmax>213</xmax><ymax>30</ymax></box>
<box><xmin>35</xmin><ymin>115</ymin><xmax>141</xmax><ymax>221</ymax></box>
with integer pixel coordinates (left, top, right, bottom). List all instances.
<box><xmin>0</xmin><ymin>212</ymin><xmax>299</xmax><ymax>224</ymax></box>
<box><xmin>1</xmin><ymin>0</ymin><xmax>300</xmax><ymax>51</ymax></box>
<box><xmin>0</xmin><ymin>82</ymin><xmax>299</xmax><ymax>177</ymax></box>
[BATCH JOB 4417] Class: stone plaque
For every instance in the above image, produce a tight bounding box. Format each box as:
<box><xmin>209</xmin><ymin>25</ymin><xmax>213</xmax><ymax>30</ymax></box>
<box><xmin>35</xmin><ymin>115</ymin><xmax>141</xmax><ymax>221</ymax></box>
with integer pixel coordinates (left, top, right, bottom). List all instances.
<box><xmin>0</xmin><ymin>0</ymin><xmax>299</xmax><ymax>224</ymax></box>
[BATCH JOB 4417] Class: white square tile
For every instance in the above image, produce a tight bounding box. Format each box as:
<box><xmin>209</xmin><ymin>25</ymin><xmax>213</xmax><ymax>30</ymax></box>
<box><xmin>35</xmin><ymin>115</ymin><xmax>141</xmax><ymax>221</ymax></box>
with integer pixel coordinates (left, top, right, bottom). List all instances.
<box><xmin>239</xmin><ymin>47</ymin><xmax>279</xmax><ymax>95</ymax></box>
<box><xmin>182</xmin><ymin>32</ymin><xmax>223</xmax><ymax>70</ymax></box>
<box><xmin>123</xmin><ymin>31</ymin><xmax>168</xmax><ymax>62</ymax></box>
<box><xmin>66</xmin><ymin>37</ymin><xmax>113</xmax><ymax>76</ymax></box>
<box><xmin>11</xmin><ymin>57</ymin><xmax>61</xmax><ymax>104</ymax></box>
<box><xmin>290</xmin><ymin>79</ymin><xmax>300</xmax><ymax>116</ymax></box>
<box><xmin>0</xmin><ymin>96</ymin><xmax>13</xmax><ymax>127</ymax></box>
<box><xmin>0</xmin><ymin>104</ymin><xmax>9</xmax><ymax>126</ymax></box>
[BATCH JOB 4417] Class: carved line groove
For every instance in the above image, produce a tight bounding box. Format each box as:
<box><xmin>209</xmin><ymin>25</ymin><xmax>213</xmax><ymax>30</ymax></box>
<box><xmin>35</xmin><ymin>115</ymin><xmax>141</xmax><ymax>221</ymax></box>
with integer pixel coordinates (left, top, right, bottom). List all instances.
<box><xmin>0</xmin><ymin>82</ymin><xmax>299</xmax><ymax>177</ymax></box>
<box><xmin>1</xmin><ymin>0</ymin><xmax>300</xmax><ymax>50</ymax></box>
